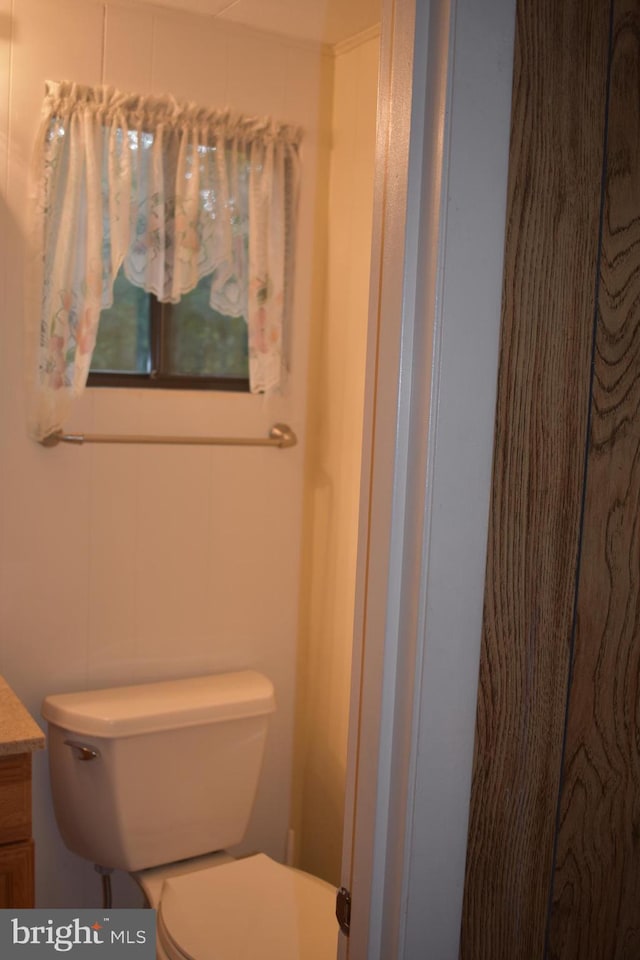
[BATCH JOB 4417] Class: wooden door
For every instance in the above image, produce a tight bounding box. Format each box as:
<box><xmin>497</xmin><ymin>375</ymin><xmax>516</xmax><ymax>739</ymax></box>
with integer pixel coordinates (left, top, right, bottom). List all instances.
<box><xmin>461</xmin><ymin>0</ymin><xmax>640</xmax><ymax>957</ymax></box>
<box><xmin>547</xmin><ymin>1</ymin><xmax>640</xmax><ymax>954</ymax></box>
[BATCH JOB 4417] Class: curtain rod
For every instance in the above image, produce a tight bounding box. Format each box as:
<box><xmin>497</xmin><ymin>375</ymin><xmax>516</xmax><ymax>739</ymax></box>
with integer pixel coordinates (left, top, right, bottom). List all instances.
<box><xmin>41</xmin><ymin>423</ymin><xmax>297</xmax><ymax>449</ymax></box>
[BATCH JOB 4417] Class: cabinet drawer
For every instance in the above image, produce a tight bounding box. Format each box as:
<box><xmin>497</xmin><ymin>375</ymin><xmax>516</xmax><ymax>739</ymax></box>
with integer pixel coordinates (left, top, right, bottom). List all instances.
<box><xmin>0</xmin><ymin>754</ymin><xmax>31</xmax><ymax>845</ymax></box>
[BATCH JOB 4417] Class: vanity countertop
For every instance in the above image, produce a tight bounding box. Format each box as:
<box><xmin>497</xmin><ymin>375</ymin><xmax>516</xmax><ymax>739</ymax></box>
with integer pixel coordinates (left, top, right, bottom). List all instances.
<box><xmin>0</xmin><ymin>676</ymin><xmax>46</xmax><ymax>755</ymax></box>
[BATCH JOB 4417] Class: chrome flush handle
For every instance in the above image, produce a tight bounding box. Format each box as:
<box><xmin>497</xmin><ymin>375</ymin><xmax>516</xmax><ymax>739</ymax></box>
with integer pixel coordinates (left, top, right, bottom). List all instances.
<box><xmin>64</xmin><ymin>739</ymin><xmax>100</xmax><ymax>762</ymax></box>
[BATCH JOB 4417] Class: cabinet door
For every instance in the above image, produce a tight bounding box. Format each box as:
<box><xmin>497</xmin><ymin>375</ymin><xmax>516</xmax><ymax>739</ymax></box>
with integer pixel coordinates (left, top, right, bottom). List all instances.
<box><xmin>0</xmin><ymin>754</ymin><xmax>31</xmax><ymax>845</ymax></box>
<box><xmin>0</xmin><ymin>841</ymin><xmax>34</xmax><ymax>908</ymax></box>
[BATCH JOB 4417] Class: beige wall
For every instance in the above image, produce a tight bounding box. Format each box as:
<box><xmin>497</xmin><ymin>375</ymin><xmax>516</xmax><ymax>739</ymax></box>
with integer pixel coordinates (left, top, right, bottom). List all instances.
<box><xmin>294</xmin><ymin>29</ymin><xmax>380</xmax><ymax>886</ymax></box>
<box><xmin>0</xmin><ymin>0</ymin><xmax>332</xmax><ymax>907</ymax></box>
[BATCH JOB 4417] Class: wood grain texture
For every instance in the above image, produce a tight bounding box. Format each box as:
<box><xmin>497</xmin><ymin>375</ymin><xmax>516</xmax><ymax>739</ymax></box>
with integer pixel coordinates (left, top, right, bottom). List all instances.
<box><xmin>460</xmin><ymin>1</ymin><xmax>611</xmax><ymax>957</ymax></box>
<box><xmin>0</xmin><ymin>841</ymin><xmax>34</xmax><ymax>908</ymax></box>
<box><xmin>0</xmin><ymin>754</ymin><xmax>31</xmax><ymax>845</ymax></box>
<box><xmin>548</xmin><ymin>3</ymin><xmax>640</xmax><ymax>957</ymax></box>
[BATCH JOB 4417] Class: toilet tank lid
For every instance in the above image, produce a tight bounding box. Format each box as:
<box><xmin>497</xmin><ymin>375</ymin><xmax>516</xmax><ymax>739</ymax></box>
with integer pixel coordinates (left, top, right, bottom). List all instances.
<box><xmin>41</xmin><ymin>671</ymin><xmax>275</xmax><ymax>738</ymax></box>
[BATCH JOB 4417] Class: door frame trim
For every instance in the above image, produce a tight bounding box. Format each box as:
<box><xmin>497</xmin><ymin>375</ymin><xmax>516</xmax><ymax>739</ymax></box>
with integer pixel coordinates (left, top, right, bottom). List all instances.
<box><xmin>340</xmin><ymin>1</ymin><xmax>517</xmax><ymax>956</ymax></box>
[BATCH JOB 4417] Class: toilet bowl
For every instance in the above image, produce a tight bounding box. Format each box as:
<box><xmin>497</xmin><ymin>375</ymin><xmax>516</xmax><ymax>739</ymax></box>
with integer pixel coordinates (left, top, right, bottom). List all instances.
<box><xmin>42</xmin><ymin>671</ymin><xmax>337</xmax><ymax>959</ymax></box>
<box><xmin>136</xmin><ymin>853</ymin><xmax>336</xmax><ymax>960</ymax></box>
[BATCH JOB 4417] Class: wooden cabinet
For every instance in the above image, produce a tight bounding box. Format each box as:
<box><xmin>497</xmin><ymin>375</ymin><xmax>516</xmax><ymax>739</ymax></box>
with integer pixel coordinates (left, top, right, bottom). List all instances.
<box><xmin>0</xmin><ymin>753</ymin><xmax>35</xmax><ymax>907</ymax></box>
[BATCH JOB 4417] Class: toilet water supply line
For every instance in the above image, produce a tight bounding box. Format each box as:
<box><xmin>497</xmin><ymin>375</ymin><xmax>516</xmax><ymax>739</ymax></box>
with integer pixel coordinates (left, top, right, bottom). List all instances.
<box><xmin>95</xmin><ymin>865</ymin><xmax>113</xmax><ymax>909</ymax></box>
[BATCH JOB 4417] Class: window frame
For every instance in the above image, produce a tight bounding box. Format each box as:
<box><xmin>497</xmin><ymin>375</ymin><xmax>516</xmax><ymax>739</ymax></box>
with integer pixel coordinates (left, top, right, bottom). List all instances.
<box><xmin>87</xmin><ymin>290</ymin><xmax>250</xmax><ymax>393</ymax></box>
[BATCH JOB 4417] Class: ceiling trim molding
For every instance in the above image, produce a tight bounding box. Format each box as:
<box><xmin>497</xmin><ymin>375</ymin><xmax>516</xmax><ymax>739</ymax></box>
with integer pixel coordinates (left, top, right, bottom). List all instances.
<box><xmin>333</xmin><ymin>23</ymin><xmax>381</xmax><ymax>57</ymax></box>
<box><xmin>107</xmin><ymin>0</ymin><xmax>377</xmax><ymax>51</ymax></box>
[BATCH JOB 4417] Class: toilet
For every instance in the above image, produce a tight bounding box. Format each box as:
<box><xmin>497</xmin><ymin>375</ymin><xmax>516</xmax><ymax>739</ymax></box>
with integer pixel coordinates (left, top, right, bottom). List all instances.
<box><xmin>41</xmin><ymin>671</ymin><xmax>337</xmax><ymax>959</ymax></box>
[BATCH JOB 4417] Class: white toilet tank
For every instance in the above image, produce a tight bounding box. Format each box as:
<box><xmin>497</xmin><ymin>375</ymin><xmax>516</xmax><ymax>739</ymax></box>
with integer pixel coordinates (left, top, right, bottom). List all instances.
<box><xmin>41</xmin><ymin>671</ymin><xmax>275</xmax><ymax>872</ymax></box>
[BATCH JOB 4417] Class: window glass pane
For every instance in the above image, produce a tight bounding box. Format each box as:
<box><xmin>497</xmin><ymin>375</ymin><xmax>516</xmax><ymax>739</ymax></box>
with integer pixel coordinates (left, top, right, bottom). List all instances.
<box><xmin>166</xmin><ymin>274</ymin><xmax>249</xmax><ymax>379</ymax></box>
<box><xmin>91</xmin><ymin>268</ymin><xmax>151</xmax><ymax>373</ymax></box>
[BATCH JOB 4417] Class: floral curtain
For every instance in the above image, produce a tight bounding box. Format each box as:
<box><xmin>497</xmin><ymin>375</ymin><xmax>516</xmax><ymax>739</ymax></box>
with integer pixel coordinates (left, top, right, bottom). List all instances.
<box><xmin>27</xmin><ymin>81</ymin><xmax>302</xmax><ymax>441</ymax></box>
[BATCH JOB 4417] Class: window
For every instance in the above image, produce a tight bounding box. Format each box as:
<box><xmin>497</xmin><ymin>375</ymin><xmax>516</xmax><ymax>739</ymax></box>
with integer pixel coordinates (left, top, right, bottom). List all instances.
<box><xmin>88</xmin><ymin>268</ymin><xmax>250</xmax><ymax>391</ymax></box>
<box><xmin>28</xmin><ymin>81</ymin><xmax>301</xmax><ymax>440</ymax></box>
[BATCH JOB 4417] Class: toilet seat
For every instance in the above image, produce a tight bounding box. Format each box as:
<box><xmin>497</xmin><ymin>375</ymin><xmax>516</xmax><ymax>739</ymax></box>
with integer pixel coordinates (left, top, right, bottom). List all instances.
<box><xmin>157</xmin><ymin>854</ymin><xmax>337</xmax><ymax>960</ymax></box>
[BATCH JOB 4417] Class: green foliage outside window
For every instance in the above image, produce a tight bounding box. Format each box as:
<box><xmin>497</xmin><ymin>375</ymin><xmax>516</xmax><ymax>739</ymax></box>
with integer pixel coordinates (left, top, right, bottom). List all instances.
<box><xmin>90</xmin><ymin>268</ymin><xmax>249</xmax><ymax>385</ymax></box>
<box><xmin>167</xmin><ymin>274</ymin><xmax>249</xmax><ymax>379</ymax></box>
<box><xmin>91</xmin><ymin>269</ymin><xmax>151</xmax><ymax>374</ymax></box>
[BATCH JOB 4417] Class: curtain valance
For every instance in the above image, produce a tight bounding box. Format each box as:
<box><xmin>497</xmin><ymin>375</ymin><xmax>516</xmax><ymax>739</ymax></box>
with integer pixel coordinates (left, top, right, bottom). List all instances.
<box><xmin>27</xmin><ymin>81</ymin><xmax>302</xmax><ymax>440</ymax></box>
